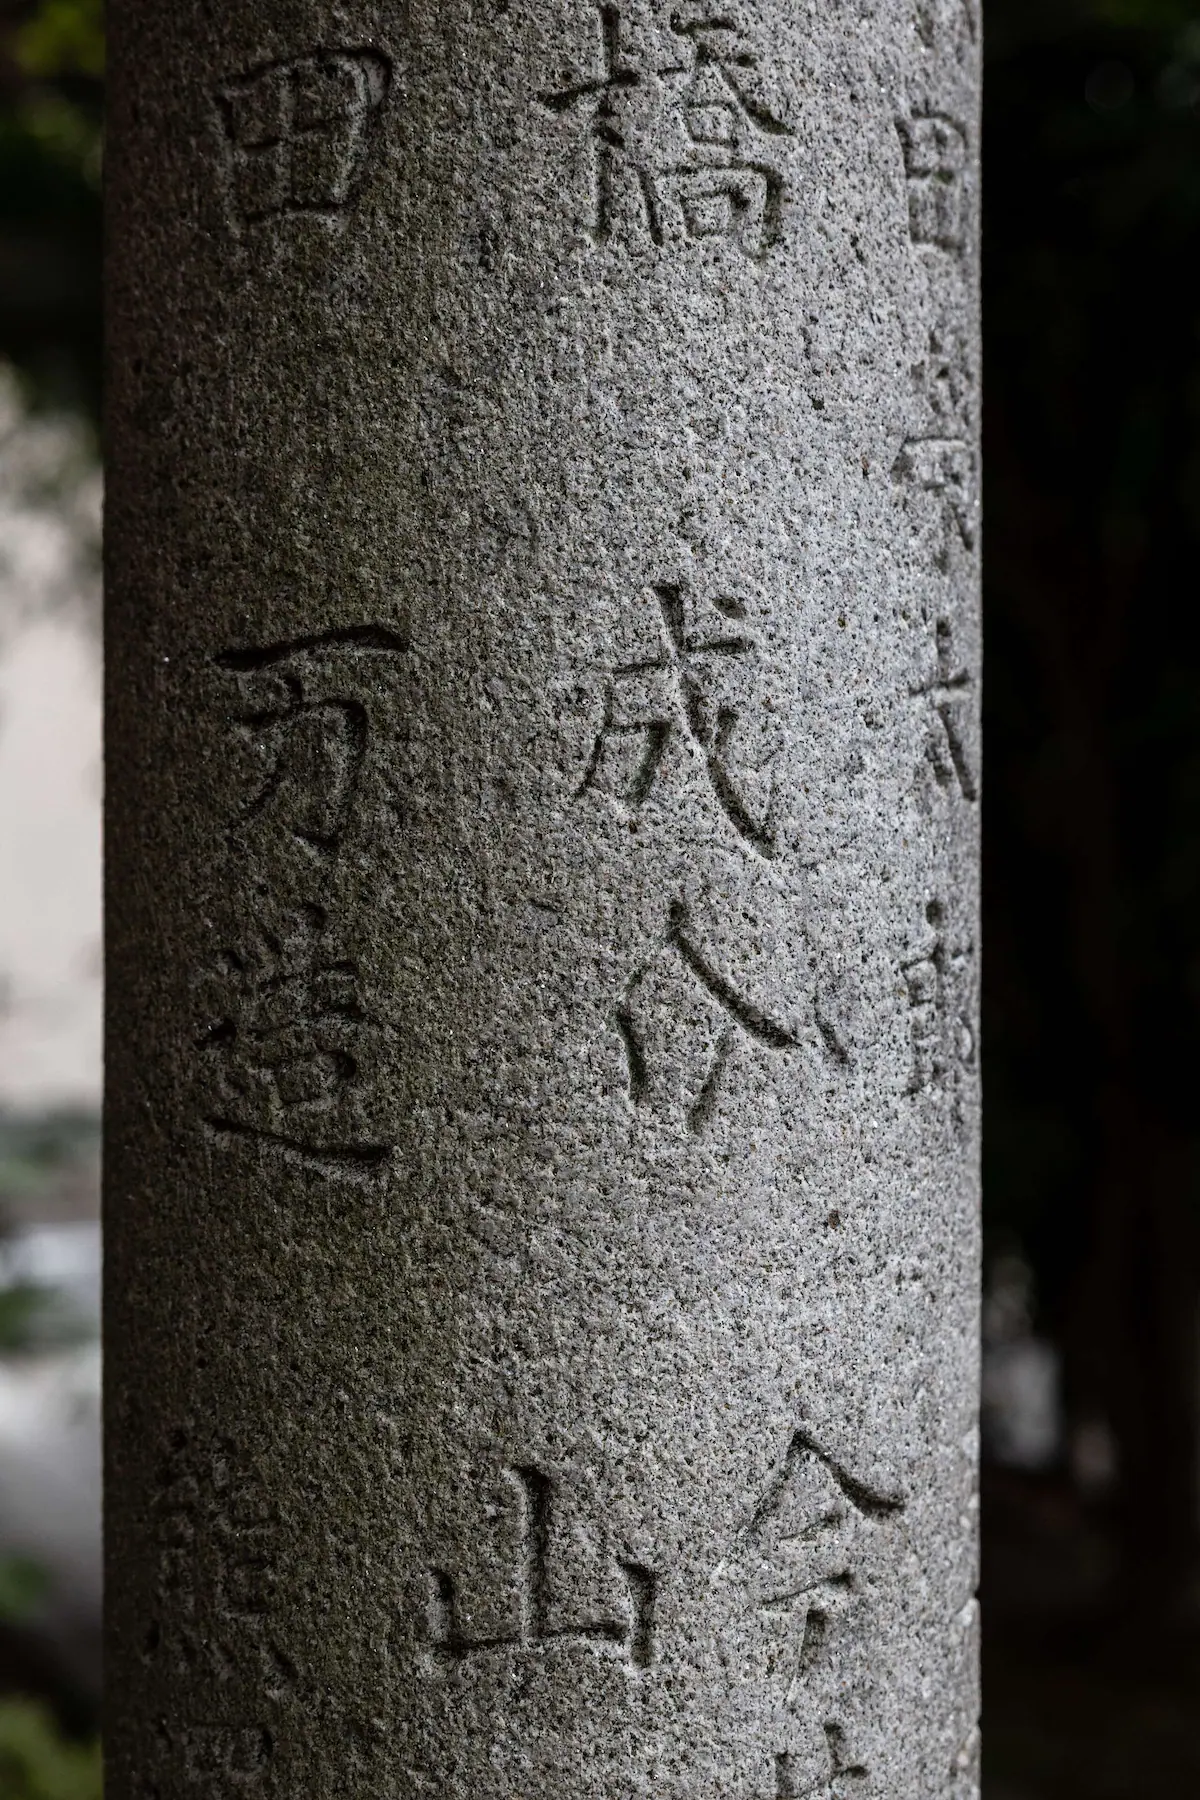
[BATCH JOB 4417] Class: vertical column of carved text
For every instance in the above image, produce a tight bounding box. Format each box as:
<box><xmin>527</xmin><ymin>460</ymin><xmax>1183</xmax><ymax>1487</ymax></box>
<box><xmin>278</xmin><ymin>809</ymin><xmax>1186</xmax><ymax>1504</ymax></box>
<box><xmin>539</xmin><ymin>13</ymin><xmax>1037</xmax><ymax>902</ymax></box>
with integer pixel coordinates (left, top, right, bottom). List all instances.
<box><xmin>894</xmin><ymin>0</ymin><xmax>980</xmax><ymax>1128</ymax></box>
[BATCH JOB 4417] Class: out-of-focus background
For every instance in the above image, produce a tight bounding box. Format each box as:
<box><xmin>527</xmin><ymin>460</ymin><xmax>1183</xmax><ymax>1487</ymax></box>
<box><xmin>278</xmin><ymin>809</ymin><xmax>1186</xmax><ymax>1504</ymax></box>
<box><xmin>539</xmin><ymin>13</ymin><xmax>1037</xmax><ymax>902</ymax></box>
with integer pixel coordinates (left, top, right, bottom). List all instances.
<box><xmin>2</xmin><ymin>0</ymin><xmax>1199</xmax><ymax>1794</ymax></box>
<box><xmin>1</xmin><ymin>1</ymin><xmax>101</xmax><ymax>1792</ymax></box>
<box><xmin>985</xmin><ymin>1</ymin><xmax>1200</xmax><ymax>1793</ymax></box>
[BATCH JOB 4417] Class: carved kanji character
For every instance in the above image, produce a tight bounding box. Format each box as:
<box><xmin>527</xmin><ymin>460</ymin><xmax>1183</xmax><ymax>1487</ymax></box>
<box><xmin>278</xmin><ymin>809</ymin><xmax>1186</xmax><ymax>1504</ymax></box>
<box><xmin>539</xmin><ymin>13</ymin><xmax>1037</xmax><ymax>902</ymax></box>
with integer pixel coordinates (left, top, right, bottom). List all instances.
<box><xmin>216</xmin><ymin>624</ymin><xmax>409</xmax><ymax>857</ymax></box>
<box><xmin>538</xmin><ymin>4</ymin><xmax>661</xmax><ymax>244</ymax></box>
<box><xmin>539</xmin><ymin>4</ymin><xmax>791</xmax><ymax>257</ymax></box>
<box><xmin>148</xmin><ymin>1429</ymin><xmax>295</xmax><ymax>1697</ymax></box>
<box><xmin>181</xmin><ymin>1726</ymin><xmax>272</xmax><ymax>1786</ymax></box>
<box><xmin>902</xmin><ymin>898</ymin><xmax>976</xmax><ymax>1112</ymax></box>
<box><xmin>892</xmin><ymin>436</ymin><xmax>977</xmax><ymax>573</ymax></box>
<box><xmin>913</xmin><ymin>320</ymin><xmax>974</xmax><ymax>433</ymax></box>
<box><xmin>897</xmin><ymin>113</ymin><xmax>968</xmax><ymax>251</ymax></box>
<box><xmin>578</xmin><ymin>580</ymin><xmax>778</xmax><ymax>856</ymax></box>
<box><xmin>660</xmin><ymin>9</ymin><xmax>793</xmax><ymax>258</ymax></box>
<box><xmin>742</xmin><ymin>1430</ymin><xmax>903</xmax><ymax>1798</ymax></box>
<box><xmin>198</xmin><ymin>905</ymin><xmax>390</xmax><ymax>1169</ymax></box>
<box><xmin>613</xmin><ymin>898</ymin><xmax>840</xmax><ymax>1135</ymax></box>
<box><xmin>216</xmin><ymin>50</ymin><xmax>391</xmax><ymax>232</ymax></box>
<box><xmin>426</xmin><ymin>1466</ymin><xmax>655</xmax><ymax>1670</ymax></box>
<box><xmin>911</xmin><ymin>617</ymin><xmax>976</xmax><ymax>802</ymax></box>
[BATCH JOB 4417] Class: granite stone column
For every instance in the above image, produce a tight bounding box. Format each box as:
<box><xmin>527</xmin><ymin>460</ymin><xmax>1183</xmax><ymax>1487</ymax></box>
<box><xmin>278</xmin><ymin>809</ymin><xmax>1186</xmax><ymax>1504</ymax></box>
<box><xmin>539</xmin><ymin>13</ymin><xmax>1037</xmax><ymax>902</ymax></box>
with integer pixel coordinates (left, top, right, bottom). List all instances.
<box><xmin>106</xmin><ymin>2</ymin><xmax>980</xmax><ymax>1795</ymax></box>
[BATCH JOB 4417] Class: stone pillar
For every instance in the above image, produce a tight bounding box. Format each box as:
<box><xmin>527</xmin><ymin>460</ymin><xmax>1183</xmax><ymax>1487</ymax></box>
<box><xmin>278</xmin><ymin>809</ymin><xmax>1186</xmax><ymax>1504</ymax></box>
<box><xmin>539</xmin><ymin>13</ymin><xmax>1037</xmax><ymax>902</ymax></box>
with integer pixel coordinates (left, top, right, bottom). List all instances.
<box><xmin>105</xmin><ymin>2</ymin><xmax>979</xmax><ymax>1796</ymax></box>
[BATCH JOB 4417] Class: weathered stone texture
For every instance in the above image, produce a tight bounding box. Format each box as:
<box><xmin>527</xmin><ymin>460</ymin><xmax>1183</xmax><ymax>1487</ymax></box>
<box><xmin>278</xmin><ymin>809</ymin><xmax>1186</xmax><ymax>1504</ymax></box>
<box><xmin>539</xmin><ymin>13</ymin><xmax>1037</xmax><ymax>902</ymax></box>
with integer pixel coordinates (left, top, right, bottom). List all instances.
<box><xmin>105</xmin><ymin>1</ymin><xmax>980</xmax><ymax>1795</ymax></box>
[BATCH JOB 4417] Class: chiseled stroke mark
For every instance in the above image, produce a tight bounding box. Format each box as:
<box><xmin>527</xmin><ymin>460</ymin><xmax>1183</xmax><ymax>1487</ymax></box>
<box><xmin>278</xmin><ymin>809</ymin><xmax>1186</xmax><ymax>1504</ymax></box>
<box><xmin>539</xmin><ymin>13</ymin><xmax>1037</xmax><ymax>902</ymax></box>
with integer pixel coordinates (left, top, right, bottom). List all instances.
<box><xmin>750</xmin><ymin>1426</ymin><xmax>905</xmax><ymax>1540</ymax></box>
<box><xmin>213</xmin><ymin>625</ymin><xmax>410</xmax><ymax>857</ymax></box>
<box><xmin>812</xmin><ymin>1006</ymin><xmax>849</xmax><ymax>1067</ymax></box>
<box><xmin>685</xmin><ymin>1027</ymin><xmax>736</xmax><ymax>1136</ymax></box>
<box><xmin>667</xmin><ymin>899</ymin><xmax>799</xmax><ymax>1050</ymax></box>
<box><xmin>427</xmin><ymin>1465</ymin><xmax>657</xmax><ymax>1670</ymax></box>
<box><xmin>214</xmin><ymin>623</ymin><xmax>411</xmax><ymax>671</ymax></box>
<box><xmin>613</xmin><ymin>1001</ymin><xmax>650</xmax><ymax>1104</ymax></box>
<box><xmin>203</xmin><ymin>1117</ymin><xmax>394</xmax><ymax>1176</ymax></box>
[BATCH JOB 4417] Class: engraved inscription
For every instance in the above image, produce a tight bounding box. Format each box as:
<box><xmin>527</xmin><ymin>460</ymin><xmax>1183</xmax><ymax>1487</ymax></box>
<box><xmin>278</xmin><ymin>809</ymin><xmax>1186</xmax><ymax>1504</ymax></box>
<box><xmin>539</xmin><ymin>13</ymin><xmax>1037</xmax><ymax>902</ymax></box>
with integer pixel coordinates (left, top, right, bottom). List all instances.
<box><xmin>775</xmin><ymin>1731</ymin><xmax>866</xmax><ymax>1798</ymax></box>
<box><xmin>203</xmin><ymin>625</ymin><xmax>408</xmax><ymax>1173</ymax></box>
<box><xmin>181</xmin><ymin>1726</ymin><xmax>273</xmax><ymax>1786</ymax></box>
<box><xmin>897</xmin><ymin>113</ymin><xmax>968</xmax><ymax>251</ymax></box>
<box><xmin>539</xmin><ymin>5</ymin><xmax>792</xmax><ymax>257</ymax></box>
<box><xmin>911</xmin><ymin>319</ymin><xmax>974</xmax><ymax>434</ymax></box>
<box><xmin>199</xmin><ymin>904</ymin><xmax>393</xmax><ymax>1171</ymax></box>
<box><xmin>578</xmin><ymin>580</ymin><xmax>777</xmax><ymax>855</ymax></box>
<box><xmin>916</xmin><ymin>0</ymin><xmax>980</xmax><ymax>64</ymax></box>
<box><xmin>420</xmin><ymin>1428</ymin><xmax>901</xmax><ymax>1787</ymax></box>
<box><xmin>147</xmin><ymin>1428</ymin><xmax>296</xmax><ymax>1697</ymax></box>
<box><xmin>902</xmin><ymin>899</ymin><xmax>976</xmax><ymax>1112</ymax></box>
<box><xmin>892</xmin><ymin>436</ymin><xmax>976</xmax><ymax>573</ymax></box>
<box><xmin>616</xmin><ymin>899</ymin><xmax>844</xmax><ymax>1136</ymax></box>
<box><xmin>911</xmin><ymin>616</ymin><xmax>975</xmax><ymax>802</ymax></box>
<box><xmin>427</xmin><ymin>1466</ymin><xmax>656</xmax><ymax>1669</ymax></box>
<box><xmin>215</xmin><ymin>48</ymin><xmax>392</xmax><ymax>234</ymax></box>
<box><xmin>538</xmin><ymin>5</ymin><xmax>650</xmax><ymax>244</ymax></box>
<box><xmin>658</xmin><ymin>10</ymin><xmax>793</xmax><ymax>259</ymax></box>
<box><xmin>745</xmin><ymin>1430</ymin><xmax>904</xmax><ymax>1798</ymax></box>
<box><xmin>215</xmin><ymin>626</ymin><xmax>410</xmax><ymax>857</ymax></box>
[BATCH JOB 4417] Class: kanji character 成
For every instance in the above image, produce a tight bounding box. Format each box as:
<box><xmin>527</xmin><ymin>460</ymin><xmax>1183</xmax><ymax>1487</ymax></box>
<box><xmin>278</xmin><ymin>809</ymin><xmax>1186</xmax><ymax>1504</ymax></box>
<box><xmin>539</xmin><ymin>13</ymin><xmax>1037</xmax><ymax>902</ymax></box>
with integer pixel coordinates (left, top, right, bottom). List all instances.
<box><xmin>578</xmin><ymin>580</ymin><xmax>778</xmax><ymax>856</ymax></box>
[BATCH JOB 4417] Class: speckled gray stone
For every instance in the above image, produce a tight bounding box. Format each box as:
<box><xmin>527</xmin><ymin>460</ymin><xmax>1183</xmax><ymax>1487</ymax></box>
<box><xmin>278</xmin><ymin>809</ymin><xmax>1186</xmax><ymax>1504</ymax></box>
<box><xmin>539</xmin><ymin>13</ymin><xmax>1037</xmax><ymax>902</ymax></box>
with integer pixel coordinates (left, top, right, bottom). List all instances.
<box><xmin>105</xmin><ymin>2</ymin><xmax>980</xmax><ymax>1795</ymax></box>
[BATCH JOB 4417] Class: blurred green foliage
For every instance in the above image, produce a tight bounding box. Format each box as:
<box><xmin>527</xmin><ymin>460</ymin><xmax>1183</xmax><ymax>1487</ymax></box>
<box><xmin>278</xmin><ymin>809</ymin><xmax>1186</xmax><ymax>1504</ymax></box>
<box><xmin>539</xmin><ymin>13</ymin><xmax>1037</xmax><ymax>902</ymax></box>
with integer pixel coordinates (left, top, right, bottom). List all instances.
<box><xmin>0</xmin><ymin>1110</ymin><xmax>99</xmax><ymax>1350</ymax></box>
<box><xmin>13</xmin><ymin>0</ymin><xmax>102</xmax><ymax>80</ymax></box>
<box><xmin>0</xmin><ymin>1558</ymin><xmax>49</xmax><ymax>1623</ymax></box>
<box><xmin>0</xmin><ymin>1100</ymin><xmax>100</xmax><ymax>1774</ymax></box>
<box><xmin>0</xmin><ymin>0</ymin><xmax>101</xmax><ymax>406</ymax></box>
<box><xmin>0</xmin><ymin>1284</ymin><xmax>48</xmax><ymax>1351</ymax></box>
<box><xmin>0</xmin><ymin>1702</ymin><xmax>101</xmax><ymax>1800</ymax></box>
<box><xmin>0</xmin><ymin>1111</ymin><xmax>100</xmax><ymax>1206</ymax></box>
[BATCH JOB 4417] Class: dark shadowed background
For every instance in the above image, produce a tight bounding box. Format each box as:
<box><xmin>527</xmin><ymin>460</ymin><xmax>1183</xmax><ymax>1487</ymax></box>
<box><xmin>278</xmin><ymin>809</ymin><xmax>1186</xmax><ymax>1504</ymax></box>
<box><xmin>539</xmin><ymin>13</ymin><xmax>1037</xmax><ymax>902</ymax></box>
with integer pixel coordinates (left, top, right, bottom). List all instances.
<box><xmin>984</xmin><ymin>1</ymin><xmax>1200</xmax><ymax>1793</ymax></box>
<box><xmin>2</xmin><ymin>0</ymin><xmax>1199</xmax><ymax>1794</ymax></box>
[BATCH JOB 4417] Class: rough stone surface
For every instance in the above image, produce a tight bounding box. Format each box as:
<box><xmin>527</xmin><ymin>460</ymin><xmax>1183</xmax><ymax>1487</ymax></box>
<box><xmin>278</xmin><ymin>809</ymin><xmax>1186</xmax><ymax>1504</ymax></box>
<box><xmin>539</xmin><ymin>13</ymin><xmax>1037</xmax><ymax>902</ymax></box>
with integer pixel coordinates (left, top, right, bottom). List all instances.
<box><xmin>105</xmin><ymin>2</ymin><xmax>980</xmax><ymax>1795</ymax></box>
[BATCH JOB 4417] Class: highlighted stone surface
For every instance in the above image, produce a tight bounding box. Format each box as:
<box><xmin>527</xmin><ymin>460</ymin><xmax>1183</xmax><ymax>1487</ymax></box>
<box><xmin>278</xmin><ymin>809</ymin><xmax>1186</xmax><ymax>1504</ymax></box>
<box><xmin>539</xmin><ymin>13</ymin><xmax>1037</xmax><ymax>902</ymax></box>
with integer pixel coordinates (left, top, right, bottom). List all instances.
<box><xmin>106</xmin><ymin>3</ymin><xmax>980</xmax><ymax>1796</ymax></box>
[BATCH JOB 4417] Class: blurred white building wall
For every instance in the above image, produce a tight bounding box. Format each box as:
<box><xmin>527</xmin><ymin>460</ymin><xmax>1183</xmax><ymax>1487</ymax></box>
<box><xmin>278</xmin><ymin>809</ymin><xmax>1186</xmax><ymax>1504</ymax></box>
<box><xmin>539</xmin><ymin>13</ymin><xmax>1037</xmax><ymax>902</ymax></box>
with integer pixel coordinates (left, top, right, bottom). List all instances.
<box><xmin>0</xmin><ymin>365</ymin><xmax>102</xmax><ymax>1111</ymax></box>
<box><xmin>1</xmin><ymin>365</ymin><xmax>103</xmax><ymax>1697</ymax></box>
